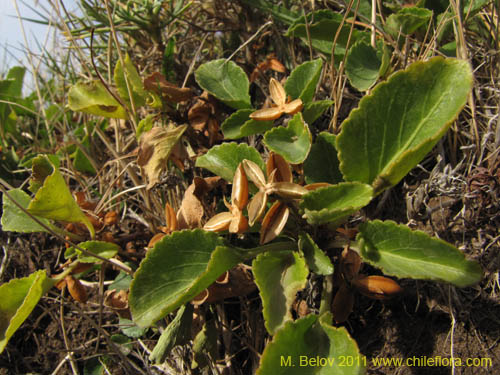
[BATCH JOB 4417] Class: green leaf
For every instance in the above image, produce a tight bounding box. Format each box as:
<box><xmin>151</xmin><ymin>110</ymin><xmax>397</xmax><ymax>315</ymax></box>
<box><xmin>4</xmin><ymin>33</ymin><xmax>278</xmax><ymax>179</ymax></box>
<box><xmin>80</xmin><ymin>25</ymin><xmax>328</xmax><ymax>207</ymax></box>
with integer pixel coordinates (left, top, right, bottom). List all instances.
<box><xmin>0</xmin><ymin>270</ymin><xmax>55</xmax><ymax>353</ymax></box>
<box><xmin>385</xmin><ymin>7</ymin><xmax>433</xmax><ymax>37</ymax></box>
<box><xmin>192</xmin><ymin>318</ymin><xmax>218</xmax><ymax>370</ymax></box>
<box><xmin>263</xmin><ymin>113</ymin><xmax>312</xmax><ymax>164</ymax></box>
<box><xmin>195</xmin><ymin>142</ymin><xmax>265</xmax><ymax>182</ymax></box>
<box><xmin>114</xmin><ymin>53</ymin><xmax>147</xmax><ymax>107</ymax></box>
<box><xmin>256</xmin><ymin>313</ymin><xmax>365</xmax><ymax>375</ymax></box>
<box><xmin>119</xmin><ymin>318</ymin><xmax>148</xmax><ymax>338</ymax></box>
<box><xmin>221</xmin><ymin>109</ymin><xmax>273</xmax><ymax>139</ymax></box>
<box><xmin>136</xmin><ymin>114</ymin><xmax>155</xmax><ymax>140</ymax></box>
<box><xmin>336</xmin><ymin>57</ymin><xmax>472</xmax><ymax>195</ymax></box>
<box><xmin>67</xmin><ymin>241</ymin><xmax>120</xmax><ymax>263</ymax></box>
<box><xmin>357</xmin><ymin>220</ymin><xmax>483</xmax><ymax>287</ymax></box>
<box><xmin>27</xmin><ymin>155</ymin><xmax>95</xmax><ymax>238</ymax></box>
<box><xmin>286</xmin><ymin>10</ymin><xmax>369</xmax><ymax>62</ymax></box>
<box><xmin>304</xmin><ymin>132</ymin><xmax>342</xmax><ymax>184</ymax></box>
<box><xmin>298</xmin><ymin>233</ymin><xmax>334</xmax><ymax>276</ymax></box>
<box><xmin>129</xmin><ymin>230</ymin><xmax>247</xmax><ymax>328</ymax></box>
<box><xmin>1</xmin><ymin>189</ymin><xmax>53</xmax><ymax>233</ymax></box>
<box><xmin>195</xmin><ymin>59</ymin><xmax>252</xmax><ymax>110</ymax></box>
<box><xmin>300</xmin><ymin>183</ymin><xmax>373</xmax><ymax>226</ymax></box>
<box><xmin>68</xmin><ymin>81</ymin><xmax>127</xmax><ymax>119</ymax></box>
<box><xmin>345</xmin><ymin>41</ymin><xmax>382</xmax><ymax>91</ymax></box>
<box><xmin>150</xmin><ymin>304</ymin><xmax>193</xmax><ymax>364</ymax></box>
<box><xmin>71</xmin><ymin>135</ymin><xmax>96</xmax><ymax>175</ymax></box>
<box><xmin>302</xmin><ymin>100</ymin><xmax>333</xmax><ymax>126</ymax></box>
<box><xmin>284</xmin><ymin>59</ymin><xmax>323</xmax><ymax>104</ymax></box>
<box><xmin>253</xmin><ymin>251</ymin><xmax>309</xmax><ymax>334</ymax></box>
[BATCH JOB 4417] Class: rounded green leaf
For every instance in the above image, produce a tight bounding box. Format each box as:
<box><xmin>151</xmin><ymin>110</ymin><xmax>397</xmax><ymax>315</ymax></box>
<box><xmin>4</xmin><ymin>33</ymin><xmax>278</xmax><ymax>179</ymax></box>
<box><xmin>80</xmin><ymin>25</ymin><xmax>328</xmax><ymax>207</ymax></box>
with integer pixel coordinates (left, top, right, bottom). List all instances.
<box><xmin>304</xmin><ymin>132</ymin><xmax>342</xmax><ymax>184</ymax></box>
<box><xmin>302</xmin><ymin>100</ymin><xmax>333</xmax><ymax>126</ymax></box>
<box><xmin>263</xmin><ymin>113</ymin><xmax>312</xmax><ymax>164</ymax></box>
<box><xmin>1</xmin><ymin>189</ymin><xmax>52</xmax><ymax>233</ymax></box>
<box><xmin>256</xmin><ymin>313</ymin><xmax>365</xmax><ymax>375</ymax></box>
<box><xmin>345</xmin><ymin>41</ymin><xmax>382</xmax><ymax>91</ymax></box>
<box><xmin>66</xmin><ymin>241</ymin><xmax>120</xmax><ymax>263</ymax></box>
<box><xmin>337</xmin><ymin>57</ymin><xmax>472</xmax><ymax>194</ymax></box>
<box><xmin>195</xmin><ymin>59</ymin><xmax>252</xmax><ymax>109</ymax></box>
<box><xmin>221</xmin><ymin>109</ymin><xmax>273</xmax><ymax>139</ymax></box>
<box><xmin>195</xmin><ymin>143</ymin><xmax>264</xmax><ymax>182</ymax></box>
<box><xmin>0</xmin><ymin>270</ymin><xmax>55</xmax><ymax>353</ymax></box>
<box><xmin>253</xmin><ymin>251</ymin><xmax>309</xmax><ymax>334</ymax></box>
<box><xmin>286</xmin><ymin>10</ymin><xmax>369</xmax><ymax>63</ymax></box>
<box><xmin>68</xmin><ymin>80</ymin><xmax>127</xmax><ymax>119</ymax></box>
<box><xmin>129</xmin><ymin>230</ymin><xmax>246</xmax><ymax>328</ymax></box>
<box><xmin>284</xmin><ymin>59</ymin><xmax>323</xmax><ymax>104</ymax></box>
<box><xmin>357</xmin><ymin>220</ymin><xmax>483</xmax><ymax>287</ymax></box>
<box><xmin>385</xmin><ymin>7</ymin><xmax>433</xmax><ymax>37</ymax></box>
<box><xmin>298</xmin><ymin>233</ymin><xmax>334</xmax><ymax>276</ymax></box>
<box><xmin>300</xmin><ymin>183</ymin><xmax>373</xmax><ymax>225</ymax></box>
<box><xmin>27</xmin><ymin>155</ymin><xmax>95</xmax><ymax>238</ymax></box>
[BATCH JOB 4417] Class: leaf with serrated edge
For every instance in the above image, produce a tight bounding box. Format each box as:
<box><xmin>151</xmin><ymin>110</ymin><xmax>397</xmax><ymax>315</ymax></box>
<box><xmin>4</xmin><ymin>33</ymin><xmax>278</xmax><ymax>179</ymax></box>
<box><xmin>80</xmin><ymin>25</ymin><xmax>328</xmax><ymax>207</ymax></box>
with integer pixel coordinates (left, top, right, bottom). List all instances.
<box><xmin>195</xmin><ymin>59</ymin><xmax>252</xmax><ymax>110</ymax></box>
<box><xmin>357</xmin><ymin>220</ymin><xmax>482</xmax><ymax>287</ymax></box>
<box><xmin>300</xmin><ymin>183</ymin><xmax>373</xmax><ymax>225</ymax></box>
<box><xmin>337</xmin><ymin>57</ymin><xmax>472</xmax><ymax>195</ymax></box>
<box><xmin>253</xmin><ymin>251</ymin><xmax>308</xmax><ymax>334</ymax></box>
<box><xmin>304</xmin><ymin>132</ymin><xmax>342</xmax><ymax>184</ymax></box>
<box><xmin>302</xmin><ymin>100</ymin><xmax>333</xmax><ymax>125</ymax></box>
<box><xmin>263</xmin><ymin>113</ymin><xmax>312</xmax><ymax>164</ymax></box>
<box><xmin>256</xmin><ymin>313</ymin><xmax>365</xmax><ymax>375</ymax></box>
<box><xmin>298</xmin><ymin>232</ymin><xmax>334</xmax><ymax>276</ymax></box>
<box><xmin>0</xmin><ymin>270</ymin><xmax>55</xmax><ymax>353</ymax></box>
<box><xmin>284</xmin><ymin>59</ymin><xmax>323</xmax><ymax>104</ymax></box>
<box><xmin>196</xmin><ymin>143</ymin><xmax>264</xmax><ymax>182</ymax></box>
<box><xmin>130</xmin><ymin>230</ymin><xmax>250</xmax><ymax>328</ymax></box>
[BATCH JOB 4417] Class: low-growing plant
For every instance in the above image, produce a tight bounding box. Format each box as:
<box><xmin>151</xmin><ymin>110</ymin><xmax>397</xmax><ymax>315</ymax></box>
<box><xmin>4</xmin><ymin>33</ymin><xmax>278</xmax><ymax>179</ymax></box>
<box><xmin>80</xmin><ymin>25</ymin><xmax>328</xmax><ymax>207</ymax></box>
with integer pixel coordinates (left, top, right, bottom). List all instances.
<box><xmin>0</xmin><ymin>2</ymin><xmax>488</xmax><ymax>374</ymax></box>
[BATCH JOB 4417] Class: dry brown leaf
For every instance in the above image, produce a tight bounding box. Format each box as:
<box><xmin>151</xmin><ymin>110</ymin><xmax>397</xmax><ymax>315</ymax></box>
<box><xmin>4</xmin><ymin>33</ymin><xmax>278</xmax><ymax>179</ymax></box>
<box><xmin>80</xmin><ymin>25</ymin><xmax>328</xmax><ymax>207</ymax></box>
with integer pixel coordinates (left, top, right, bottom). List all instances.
<box><xmin>177</xmin><ymin>182</ymin><xmax>205</xmax><ymax>229</ymax></box>
<box><xmin>332</xmin><ymin>283</ymin><xmax>354</xmax><ymax>324</ymax></box>
<box><xmin>104</xmin><ymin>289</ymin><xmax>130</xmax><ymax>319</ymax></box>
<box><xmin>144</xmin><ymin>72</ymin><xmax>193</xmax><ymax>102</ymax></box>
<box><xmin>137</xmin><ymin>125</ymin><xmax>187</xmax><ymax>189</ymax></box>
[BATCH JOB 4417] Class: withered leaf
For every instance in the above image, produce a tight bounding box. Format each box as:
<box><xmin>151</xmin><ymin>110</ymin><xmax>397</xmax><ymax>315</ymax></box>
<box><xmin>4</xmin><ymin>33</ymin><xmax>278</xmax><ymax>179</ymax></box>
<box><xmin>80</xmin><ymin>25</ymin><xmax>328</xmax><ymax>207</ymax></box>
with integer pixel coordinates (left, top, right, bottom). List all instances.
<box><xmin>137</xmin><ymin>125</ymin><xmax>187</xmax><ymax>189</ymax></box>
<box><xmin>177</xmin><ymin>182</ymin><xmax>205</xmax><ymax>229</ymax></box>
<box><xmin>144</xmin><ymin>72</ymin><xmax>193</xmax><ymax>102</ymax></box>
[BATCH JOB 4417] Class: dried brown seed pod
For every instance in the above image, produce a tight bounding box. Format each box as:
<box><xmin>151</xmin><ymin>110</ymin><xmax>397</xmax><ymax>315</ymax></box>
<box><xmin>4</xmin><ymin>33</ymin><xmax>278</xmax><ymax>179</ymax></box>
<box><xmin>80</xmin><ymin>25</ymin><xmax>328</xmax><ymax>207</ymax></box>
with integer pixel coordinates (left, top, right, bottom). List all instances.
<box><xmin>65</xmin><ymin>275</ymin><xmax>88</xmax><ymax>303</ymax></box>
<box><xmin>351</xmin><ymin>275</ymin><xmax>403</xmax><ymax>300</ymax></box>
<box><xmin>260</xmin><ymin>201</ymin><xmax>289</xmax><ymax>244</ymax></box>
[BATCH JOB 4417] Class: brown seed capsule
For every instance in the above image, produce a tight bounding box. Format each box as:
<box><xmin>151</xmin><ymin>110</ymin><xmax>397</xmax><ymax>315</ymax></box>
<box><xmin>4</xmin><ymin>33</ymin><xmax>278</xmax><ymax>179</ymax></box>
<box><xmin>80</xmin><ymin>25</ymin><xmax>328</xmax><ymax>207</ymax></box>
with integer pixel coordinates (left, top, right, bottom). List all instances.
<box><xmin>148</xmin><ymin>232</ymin><xmax>166</xmax><ymax>249</ymax></box>
<box><xmin>331</xmin><ymin>283</ymin><xmax>354</xmax><ymax>324</ymax></box>
<box><xmin>351</xmin><ymin>275</ymin><xmax>403</xmax><ymax>300</ymax></box>
<box><xmin>203</xmin><ymin>211</ymin><xmax>233</xmax><ymax>232</ymax></box>
<box><xmin>247</xmin><ymin>190</ymin><xmax>268</xmax><ymax>226</ymax></box>
<box><xmin>242</xmin><ymin>159</ymin><xmax>267</xmax><ymax>189</ymax></box>
<box><xmin>164</xmin><ymin>203</ymin><xmax>178</xmax><ymax>232</ymax></box>
<box><xmin>266</xmin><ymin>152</ymin><xmax>292</xmax><ymax>183</ymax></box>
<box><xmin>269</xmin><ymin>181</ymin><xmax>308</xmax><ymax>199</ymax></box>
<box><xmin>260</xmin><ymin>201</ymin><xmax>289</xmax><ymax>244</ymax></box>
<box><xmin>231</xmin><ymin>164</ymin><xmax>249</xmax><ymax>210</ymax></box>
<box><xmin>65</xmin><ymin>275</ymin><xmax>88</xmax><ymax>303</ymax></box>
